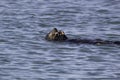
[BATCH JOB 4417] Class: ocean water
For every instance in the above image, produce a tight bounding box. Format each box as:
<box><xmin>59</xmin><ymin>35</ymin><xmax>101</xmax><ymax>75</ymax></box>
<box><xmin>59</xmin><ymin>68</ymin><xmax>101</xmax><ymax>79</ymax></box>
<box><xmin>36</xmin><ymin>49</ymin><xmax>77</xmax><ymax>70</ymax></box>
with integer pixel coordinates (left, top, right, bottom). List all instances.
<box><xmin>0</xmin><ymin>0</ymin><xmax>120</xmax><ymax>80</ymax></box>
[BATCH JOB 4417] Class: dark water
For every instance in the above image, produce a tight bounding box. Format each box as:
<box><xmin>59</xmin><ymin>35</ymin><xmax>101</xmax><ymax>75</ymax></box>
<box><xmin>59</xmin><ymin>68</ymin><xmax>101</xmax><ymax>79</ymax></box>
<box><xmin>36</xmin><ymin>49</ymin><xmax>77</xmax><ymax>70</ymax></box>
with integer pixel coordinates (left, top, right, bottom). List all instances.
<box><xmin>0</xmin><ymin>0</ymin><xmax>120</xmax><ymax>80</ymax></box>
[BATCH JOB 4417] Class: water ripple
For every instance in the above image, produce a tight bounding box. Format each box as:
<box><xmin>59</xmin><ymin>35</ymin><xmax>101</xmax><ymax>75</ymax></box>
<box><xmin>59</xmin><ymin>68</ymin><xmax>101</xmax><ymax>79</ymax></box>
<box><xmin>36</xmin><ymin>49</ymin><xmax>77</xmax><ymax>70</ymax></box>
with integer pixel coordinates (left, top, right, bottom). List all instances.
<box><xmin>0</xmin><ymin>0</ymin><xmax>120</xmax><ymax>80</ymax></box>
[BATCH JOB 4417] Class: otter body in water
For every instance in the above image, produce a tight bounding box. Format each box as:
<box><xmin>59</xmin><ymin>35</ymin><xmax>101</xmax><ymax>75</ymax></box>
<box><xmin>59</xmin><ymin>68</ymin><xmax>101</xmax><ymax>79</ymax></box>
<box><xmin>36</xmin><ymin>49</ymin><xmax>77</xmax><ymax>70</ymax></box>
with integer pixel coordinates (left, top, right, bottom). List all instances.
<box><xmin>45</xmin><ymin>28</ymin><xmax>120</xmax><ymax>45</ymax></box>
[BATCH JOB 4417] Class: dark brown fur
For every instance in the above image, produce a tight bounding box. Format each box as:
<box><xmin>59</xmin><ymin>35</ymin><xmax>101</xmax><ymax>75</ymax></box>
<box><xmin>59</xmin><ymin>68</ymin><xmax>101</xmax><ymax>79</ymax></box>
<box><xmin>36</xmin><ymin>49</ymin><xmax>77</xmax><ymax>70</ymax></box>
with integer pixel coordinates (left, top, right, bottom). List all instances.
<box><xmin>45</xmin><ymin>28</ymin><xmax>120</xmax><ymax>45</ymax></box>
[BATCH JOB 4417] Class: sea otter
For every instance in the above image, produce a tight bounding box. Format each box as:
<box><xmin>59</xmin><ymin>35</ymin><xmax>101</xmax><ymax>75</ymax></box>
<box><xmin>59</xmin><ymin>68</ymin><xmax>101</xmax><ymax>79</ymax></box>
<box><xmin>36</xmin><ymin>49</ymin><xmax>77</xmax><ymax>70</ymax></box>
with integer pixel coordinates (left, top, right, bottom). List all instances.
<box><xmin>45</xmin><ymin>28</ymin><xmax>68</xmax><ymax>41</ymax></box>
<box><xmin>45</xmin><ymin>28</ymin><xmax>120</xmax><ymax>45</ymax></box>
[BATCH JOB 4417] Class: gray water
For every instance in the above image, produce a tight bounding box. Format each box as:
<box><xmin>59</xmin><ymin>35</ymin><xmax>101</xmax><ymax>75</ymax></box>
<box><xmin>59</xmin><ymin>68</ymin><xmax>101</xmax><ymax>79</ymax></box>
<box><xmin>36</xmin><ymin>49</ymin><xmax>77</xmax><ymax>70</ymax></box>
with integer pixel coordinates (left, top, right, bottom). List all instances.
<box><xmin>0</xmin><ymin>0</ymin><xmax>120</xmax><ymax>80</ymax></box>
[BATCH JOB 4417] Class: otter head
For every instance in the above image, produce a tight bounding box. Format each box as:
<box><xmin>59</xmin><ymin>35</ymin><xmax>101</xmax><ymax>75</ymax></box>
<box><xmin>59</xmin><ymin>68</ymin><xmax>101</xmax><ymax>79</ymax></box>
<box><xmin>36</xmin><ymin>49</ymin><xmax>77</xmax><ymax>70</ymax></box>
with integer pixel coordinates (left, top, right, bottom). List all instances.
<box><xmin>45</xmin><ymin>28</ymin><xmax>68</xmax><ymax>41</ymax></box>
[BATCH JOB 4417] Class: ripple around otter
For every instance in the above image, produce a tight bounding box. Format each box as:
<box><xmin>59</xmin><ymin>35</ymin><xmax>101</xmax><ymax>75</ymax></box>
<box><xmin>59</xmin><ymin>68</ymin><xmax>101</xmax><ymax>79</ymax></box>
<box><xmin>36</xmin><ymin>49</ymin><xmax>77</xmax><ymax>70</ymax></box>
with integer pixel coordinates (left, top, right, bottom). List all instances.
<box><xmin>0</xmin><ymin>0</ymin><xmax>120</xmax><ymax>80</ymax></box>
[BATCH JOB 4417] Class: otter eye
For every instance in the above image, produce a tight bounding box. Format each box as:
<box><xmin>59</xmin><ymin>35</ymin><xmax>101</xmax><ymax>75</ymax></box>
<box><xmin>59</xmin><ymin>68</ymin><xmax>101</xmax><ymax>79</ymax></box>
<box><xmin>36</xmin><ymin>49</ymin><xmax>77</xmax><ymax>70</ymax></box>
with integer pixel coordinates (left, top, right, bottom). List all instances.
<box><xmin>54</xmin><ymin>32</ymin><xmax>59</xmax><ymax>37</ymax></box>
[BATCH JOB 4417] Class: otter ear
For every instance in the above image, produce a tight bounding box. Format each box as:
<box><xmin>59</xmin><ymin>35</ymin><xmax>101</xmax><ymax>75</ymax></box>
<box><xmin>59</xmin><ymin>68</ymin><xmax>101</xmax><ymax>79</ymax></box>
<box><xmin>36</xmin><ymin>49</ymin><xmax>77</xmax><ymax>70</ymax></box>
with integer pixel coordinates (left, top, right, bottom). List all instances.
<box><xmin>52</xmin><ymin>28</ymin><xmax>58</xmax><ymax>32</ymax></box>
<box><xmin>49</xmin><ymin>28</ymin><xmax>58</xmax><ymax>35</ymax></box>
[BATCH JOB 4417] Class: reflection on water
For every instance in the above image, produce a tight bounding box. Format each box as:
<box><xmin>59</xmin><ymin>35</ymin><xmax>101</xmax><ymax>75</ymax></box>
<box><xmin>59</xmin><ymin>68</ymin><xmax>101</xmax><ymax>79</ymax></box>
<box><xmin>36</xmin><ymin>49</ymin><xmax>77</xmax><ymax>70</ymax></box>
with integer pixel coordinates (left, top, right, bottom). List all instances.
<box><xmin>0</xmin><ymin>0</ymin><xmax>120</xmax><ymax>80</ymax></box>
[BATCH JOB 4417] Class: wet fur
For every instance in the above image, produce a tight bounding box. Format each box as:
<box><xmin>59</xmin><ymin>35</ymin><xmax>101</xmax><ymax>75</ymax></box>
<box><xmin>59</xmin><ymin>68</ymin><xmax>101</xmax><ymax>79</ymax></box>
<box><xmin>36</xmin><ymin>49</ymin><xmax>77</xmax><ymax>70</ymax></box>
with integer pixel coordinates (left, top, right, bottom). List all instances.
<box><xmin>45</xmin><ymin>28</ymin><xmax>120</xmax><ymax>45</ymax></box>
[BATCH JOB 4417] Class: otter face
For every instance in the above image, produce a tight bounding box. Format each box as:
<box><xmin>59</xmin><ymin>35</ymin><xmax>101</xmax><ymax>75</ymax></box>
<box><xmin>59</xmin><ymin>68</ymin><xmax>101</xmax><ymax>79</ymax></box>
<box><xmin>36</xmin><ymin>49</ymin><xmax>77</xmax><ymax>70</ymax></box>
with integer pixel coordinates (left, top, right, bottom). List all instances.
<box><xmin>45</xmin><ymin>28</ymin><xmax>68</xmax><ymax>41</ymax></box>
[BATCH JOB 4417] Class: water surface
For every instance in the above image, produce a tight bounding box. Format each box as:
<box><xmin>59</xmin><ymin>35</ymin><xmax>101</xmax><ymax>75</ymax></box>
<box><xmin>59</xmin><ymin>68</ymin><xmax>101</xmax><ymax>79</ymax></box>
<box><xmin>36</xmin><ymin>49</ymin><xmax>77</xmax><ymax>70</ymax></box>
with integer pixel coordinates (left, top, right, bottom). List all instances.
<box><xmin>0</xmin><ymin>0</ymin><xmax>120</xmax><ymax>80</ymax></box>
